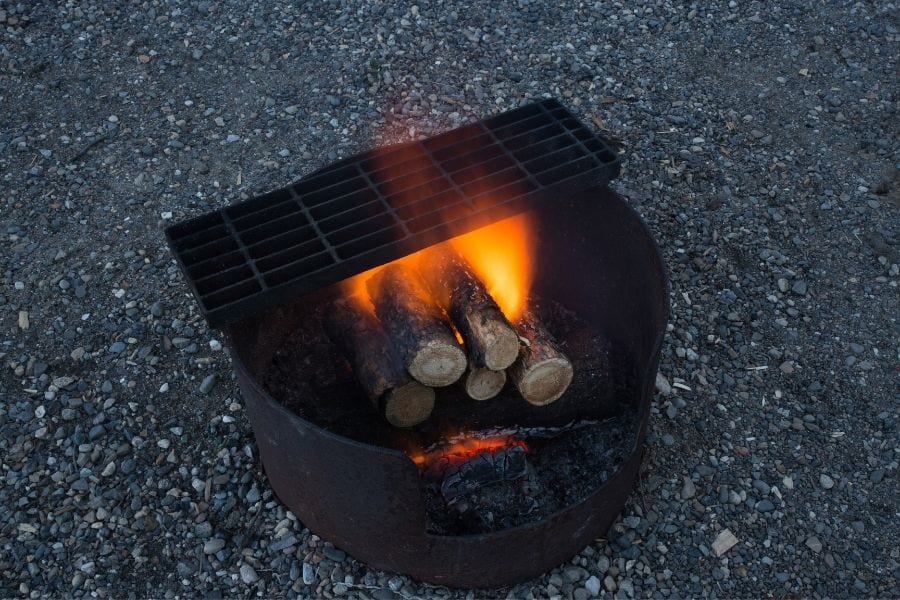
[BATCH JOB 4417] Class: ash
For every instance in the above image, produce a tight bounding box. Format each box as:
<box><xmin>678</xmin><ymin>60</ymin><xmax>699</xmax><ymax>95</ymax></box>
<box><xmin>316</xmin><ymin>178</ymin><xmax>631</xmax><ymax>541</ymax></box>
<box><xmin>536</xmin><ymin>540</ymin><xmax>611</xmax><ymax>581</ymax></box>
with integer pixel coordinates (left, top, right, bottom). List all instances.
<box><xmin>424</xmin><ymin>415</ymin><xmax>636</xmax><ymax>535</ymax></box>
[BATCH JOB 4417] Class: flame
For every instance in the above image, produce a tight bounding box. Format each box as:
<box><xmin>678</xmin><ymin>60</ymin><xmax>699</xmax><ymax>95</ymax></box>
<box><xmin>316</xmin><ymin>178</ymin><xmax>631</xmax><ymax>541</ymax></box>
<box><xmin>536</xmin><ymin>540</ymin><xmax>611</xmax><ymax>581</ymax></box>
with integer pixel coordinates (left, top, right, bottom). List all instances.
<box><xmin>343</xmin><ymin>266</ymin><xmax>380</xmax><ymax>312</ymax></box>
<box><xmin>340</xmin><ymin>213</ymin><xmax>535</xmax><ymax>321</ymax></box>
<box><xmin>341</xmin><ymin>252</ymin><xmax>424</xmax><ymax>313</ymax></box>
<box><xmin>409</xmin><ymin>435</ymin><xmax>527</xmax><ymax>468</ymax></box>
<box><xmin>450</xmin><ymin>213</ymin><xmax>535</xmax><ymax>321</ymax></box>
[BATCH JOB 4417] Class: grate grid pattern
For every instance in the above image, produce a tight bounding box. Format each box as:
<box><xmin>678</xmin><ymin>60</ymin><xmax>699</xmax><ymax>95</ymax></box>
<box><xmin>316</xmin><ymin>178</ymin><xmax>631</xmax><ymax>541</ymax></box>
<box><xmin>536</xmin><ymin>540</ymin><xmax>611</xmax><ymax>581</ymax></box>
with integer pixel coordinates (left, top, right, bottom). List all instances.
<box><xmin>165</xmin><ymin>98</ymin><xmax>621</xmax><ymax>327</ymax></box>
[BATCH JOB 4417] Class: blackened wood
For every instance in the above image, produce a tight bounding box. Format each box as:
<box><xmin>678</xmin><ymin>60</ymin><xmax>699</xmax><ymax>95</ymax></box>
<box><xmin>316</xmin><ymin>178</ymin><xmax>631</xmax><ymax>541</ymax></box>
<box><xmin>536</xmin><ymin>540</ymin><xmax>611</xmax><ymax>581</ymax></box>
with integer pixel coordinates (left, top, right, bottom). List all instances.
<box><xmin>367</xmin><ymin>264</ymin><xmax>467</xmax><ymax>387</ymax></box>
<box><xmin>323</xmin><ymin>298</ymin><xmax>435</xmax><ymax>427</ymax></box>
<box><xmin>461</xmin><ymin>365</ymin><xmax>507</xmax><ymax>401</ymax></box>
<box><xmin>419</xmin><ymin>249</ymin><xmax>520</xmax><ymax>370</ymax></box>
<box><xmin>510</xmin><ymin>310</ymin><xmax>573</xmax><ymax>405</ymax></box>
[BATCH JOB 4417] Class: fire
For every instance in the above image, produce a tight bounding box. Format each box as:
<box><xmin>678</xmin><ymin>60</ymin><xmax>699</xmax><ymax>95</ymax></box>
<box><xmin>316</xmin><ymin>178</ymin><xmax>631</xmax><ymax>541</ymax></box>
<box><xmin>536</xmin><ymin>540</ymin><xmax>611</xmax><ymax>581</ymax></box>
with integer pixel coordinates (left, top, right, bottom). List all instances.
<box><xmin>449</xmin><ymin>213</ymin><xmax>535</xmax><ymax>321</ymax></box>
<box><xmin>340</xmin><ymin>213</ymin><xmax>535</xmax><ymax>321</ymax></box>
<box><xmin>408</xmin><ymin>435</ymin><xmax>528</xmax><ymax>469</ymax></box>
<box><xmin>342</xmin><ymin>252</ymin><xmax>424</xmax><ymax>313</ymax></box>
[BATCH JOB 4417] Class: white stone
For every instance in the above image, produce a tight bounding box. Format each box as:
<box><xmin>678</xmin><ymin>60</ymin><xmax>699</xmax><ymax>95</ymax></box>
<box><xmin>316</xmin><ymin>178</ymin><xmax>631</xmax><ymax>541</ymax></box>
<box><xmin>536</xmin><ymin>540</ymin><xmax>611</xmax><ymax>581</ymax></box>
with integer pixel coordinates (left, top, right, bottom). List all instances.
<box><xmin>712</xmin><ymin>529</ymin><xmax>738</xmax><ymax>557</ymax></box>
<box><xmin>655</xmin><ymin>372</ymin><xmax>672</xmax><ymax>396</ymax></box>
<box><xmin>240</xmin><ymin>564</ymin><xmax>259</xmax><ymax>584</ymax></box>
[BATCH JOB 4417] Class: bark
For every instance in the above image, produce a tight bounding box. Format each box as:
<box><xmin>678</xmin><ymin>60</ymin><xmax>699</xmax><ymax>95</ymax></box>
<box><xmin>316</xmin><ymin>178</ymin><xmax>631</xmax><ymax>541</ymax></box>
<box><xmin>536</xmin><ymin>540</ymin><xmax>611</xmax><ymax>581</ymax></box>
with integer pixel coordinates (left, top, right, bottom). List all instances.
<box><xmin>509</xmin><ymin>309</ymin><xmax>573</xmax><ymax>405</ymax></box>
<box><xmin>419</xmin><ymin>249</ymin><xmax>520</xmax><ymax>370</ymax></box>
<box><xmin>367</xmin><ymin>263</ymin><xmax>467</xmax><ymax>387</ymax></box>
<box><xmin>323</xmin><ymin>298</ymin><xmax>435</xmax><ymax>427</ymax></box>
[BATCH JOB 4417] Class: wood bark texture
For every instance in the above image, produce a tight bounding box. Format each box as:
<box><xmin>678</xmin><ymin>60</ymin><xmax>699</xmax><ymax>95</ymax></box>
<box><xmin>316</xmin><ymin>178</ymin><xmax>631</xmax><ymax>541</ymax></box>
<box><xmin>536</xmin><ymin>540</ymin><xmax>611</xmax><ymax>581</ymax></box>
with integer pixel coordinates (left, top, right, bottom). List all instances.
<box><xmin>509</xmin><ymin>309</ymin><xmax>574</xmax><ymax>405</ymax></box>
<box><xmin>367</xmin><ymin>263</ymin><xmax>467</xmax><ymax>387</ymax></box>
<box><xmin>323</xmin><ymin>298</ymin><xmax>435</xmax><ymax>427</ymax></box>
<box><xmin>419</xmin><ymin>249</ymin><xmax>520</xmax><ymax>370</ymax></box>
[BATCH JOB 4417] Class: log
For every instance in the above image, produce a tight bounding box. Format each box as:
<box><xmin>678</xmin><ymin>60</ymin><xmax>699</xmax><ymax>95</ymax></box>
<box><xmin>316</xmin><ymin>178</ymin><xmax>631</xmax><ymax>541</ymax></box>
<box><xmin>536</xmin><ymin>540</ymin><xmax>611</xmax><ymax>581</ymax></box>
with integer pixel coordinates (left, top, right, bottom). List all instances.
<box><xmin>367</xmin><ymin>264</ymin><xmax>467</xmax><ymax>387</ymax></box>
<box><xmin>419</xmin><ymin>249</ymin><xmax>520</xmax><ymax>370</ymax></box>
<box><xmin>509</xmin><ymin>310</ymin><xmax>573</xmax><ymax>405</ymax></box>
<box><xmin>323</xmin><ymin>298</ymin><xmax>435</xmax><ymax>427</ymax></box>
<box><xmin>461</xmin><ymin>365</ymin><xmax>507</xmax><ymax>401</ymax></box>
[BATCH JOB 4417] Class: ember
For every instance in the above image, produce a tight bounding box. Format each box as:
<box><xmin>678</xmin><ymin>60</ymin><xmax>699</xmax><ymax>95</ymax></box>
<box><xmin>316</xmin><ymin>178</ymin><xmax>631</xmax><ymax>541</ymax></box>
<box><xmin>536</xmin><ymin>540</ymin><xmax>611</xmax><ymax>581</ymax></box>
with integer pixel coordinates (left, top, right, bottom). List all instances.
<box><xmin>410</xmin><ymin>435</ymin><xmax>528</xmax><ymax>472</ymax></box>
<box><xmin>410</xmin><ymin>435</ymin><xmax>530</xmax><ymax>503</ymax></box>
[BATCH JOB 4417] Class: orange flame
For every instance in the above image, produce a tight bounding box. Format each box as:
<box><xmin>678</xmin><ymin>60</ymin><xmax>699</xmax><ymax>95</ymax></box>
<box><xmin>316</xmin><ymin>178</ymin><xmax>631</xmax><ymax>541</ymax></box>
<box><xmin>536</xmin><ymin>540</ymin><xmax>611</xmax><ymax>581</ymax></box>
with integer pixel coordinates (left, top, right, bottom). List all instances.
<box><xmin>340</xmin><ymin>213</ymin><xmax>535</xmax><ymax>321</ymax></box>
<box><xmin>341</xmin><ymin>252</ymin><xmax>425</xmax><ymax>313</ymax></box>
<box><xmin>409</xmin><ymin>435</ymin><xmax>527</xmax><ymax>468</ymax></box>
<box><xmin>450</xmin><ymin>213</ymin><xmax>535</xmax><ymax>321</ymax></box>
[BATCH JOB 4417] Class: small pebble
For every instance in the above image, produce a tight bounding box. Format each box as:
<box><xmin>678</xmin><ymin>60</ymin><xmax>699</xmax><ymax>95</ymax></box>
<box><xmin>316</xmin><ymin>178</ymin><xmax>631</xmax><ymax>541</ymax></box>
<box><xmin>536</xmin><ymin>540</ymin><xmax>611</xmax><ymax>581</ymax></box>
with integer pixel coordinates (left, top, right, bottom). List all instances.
<box><xmin>204</xmin><ymin>538</ymin><xmax>225</xmax><ymax>555</ymax></box>
<box><xmin>199</xmin><ymin>374</ymin><xmax>217</xmax><ymax>394</ymax></box>
<box><xmin>240</xmin><ymin>564</ymin><xmax>258</xmax><ymax>584</ymax></box>
<box><xmin>680</xmin><ymin>477</ymin><xmax>696</xmax><ymax>499</ymax></box>
<box><xmin>712</xmin><ymin>529</ymin><xmax>739</xmax><ymax>556</ymax></box>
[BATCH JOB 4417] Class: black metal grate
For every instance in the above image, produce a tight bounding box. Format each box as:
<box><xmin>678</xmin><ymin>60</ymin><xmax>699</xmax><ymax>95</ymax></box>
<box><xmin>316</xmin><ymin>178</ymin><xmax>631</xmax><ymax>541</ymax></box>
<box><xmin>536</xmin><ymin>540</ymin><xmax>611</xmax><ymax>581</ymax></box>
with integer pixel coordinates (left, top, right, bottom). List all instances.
<box><xmin>165</xmin><ymin>98</ymin><xmax>621</xmax><ymax>328</ymax></box>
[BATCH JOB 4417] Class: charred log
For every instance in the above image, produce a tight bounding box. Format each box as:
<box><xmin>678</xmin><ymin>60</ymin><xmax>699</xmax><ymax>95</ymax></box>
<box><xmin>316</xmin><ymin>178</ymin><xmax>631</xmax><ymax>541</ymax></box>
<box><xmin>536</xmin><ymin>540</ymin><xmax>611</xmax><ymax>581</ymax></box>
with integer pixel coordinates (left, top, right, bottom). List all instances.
<box><xmin>419</xmin><ymin>249</ymin><xmax>520</xmax><ymax>370</ymax></box>
<box><xmin>323</xmin><ymin>298</ymin><xmax>435</xmax><ymax>427</ymax></box>
<box><xmin>367</xmin><ymin>264</ymin><xmax>467</xmax><ymax>387</ymax></box>
<box><xmin>510</xmin><ymin>310</ymin><xmax>573</xmax><ymax>405</ymax></box>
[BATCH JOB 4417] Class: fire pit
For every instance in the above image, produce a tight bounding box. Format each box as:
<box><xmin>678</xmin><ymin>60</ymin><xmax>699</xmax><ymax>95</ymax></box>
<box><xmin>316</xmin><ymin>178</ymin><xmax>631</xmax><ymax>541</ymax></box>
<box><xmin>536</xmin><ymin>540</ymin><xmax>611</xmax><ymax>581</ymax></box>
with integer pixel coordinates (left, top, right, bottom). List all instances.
<box><xmin>165</xmin><ymin>99</ymin><xmax>668</xmax><ymax>588</ymax></box>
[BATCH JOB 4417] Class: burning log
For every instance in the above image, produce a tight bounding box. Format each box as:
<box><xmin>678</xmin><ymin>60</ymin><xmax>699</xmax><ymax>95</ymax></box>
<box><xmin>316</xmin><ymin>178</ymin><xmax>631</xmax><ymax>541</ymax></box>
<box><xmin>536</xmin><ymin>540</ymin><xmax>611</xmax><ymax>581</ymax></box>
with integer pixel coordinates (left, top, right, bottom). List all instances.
<box><xmin>461</xmin><ymin>366</ymin><xmax>507</xmax><ymax>401</ymax></box>
<box><xmin>367</xmin><ymin>264</ymin><xmax>468</xmax><ymax>387</ymax></box>
<box><xmin>323</xmin><ymin>298</ymin><xmax>435</xmax><ymax>428</ymax></box>
<box><xmin>510</xmin><ymin>310</ymin><xmax>573</xmax><ymax>406</ymax></box>
<box><xmin>419</xmin><ymin>249</ymin><xmax>520</xmax><ymax>371</ymax></box>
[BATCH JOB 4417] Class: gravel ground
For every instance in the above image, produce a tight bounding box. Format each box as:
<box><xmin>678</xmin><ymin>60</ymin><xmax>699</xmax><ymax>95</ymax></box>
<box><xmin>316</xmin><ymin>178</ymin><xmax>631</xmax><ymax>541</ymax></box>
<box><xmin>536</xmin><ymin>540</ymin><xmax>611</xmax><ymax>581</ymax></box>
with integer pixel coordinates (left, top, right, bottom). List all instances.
<box><xmin>2</xmin><ymin>0</ymin><xmax>898</xmax><ymax>598</ymax></box>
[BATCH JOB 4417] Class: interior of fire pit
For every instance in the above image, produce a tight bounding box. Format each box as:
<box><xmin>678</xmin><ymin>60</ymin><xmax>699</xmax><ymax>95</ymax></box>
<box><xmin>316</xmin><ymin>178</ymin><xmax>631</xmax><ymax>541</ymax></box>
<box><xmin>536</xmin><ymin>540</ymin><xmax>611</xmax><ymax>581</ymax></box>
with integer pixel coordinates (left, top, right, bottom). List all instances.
<box><xmin>228</xmin><ymin>190</ymin><xmax>665</xmax><ymax>536</ymax></box>
<box><xmin>263</xmin><ymin>286</ymin><xmax>639</xmax><ymax>534</ymax></box>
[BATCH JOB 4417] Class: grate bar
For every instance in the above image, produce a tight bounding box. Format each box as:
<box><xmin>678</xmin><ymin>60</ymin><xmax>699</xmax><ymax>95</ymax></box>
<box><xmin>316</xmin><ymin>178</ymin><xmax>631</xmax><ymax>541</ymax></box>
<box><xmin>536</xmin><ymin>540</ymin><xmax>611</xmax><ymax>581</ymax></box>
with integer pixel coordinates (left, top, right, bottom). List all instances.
<box><xmin>165</xmin><ymin>98</ymin><xmax>621</xmax><ymax>327</ymax></box>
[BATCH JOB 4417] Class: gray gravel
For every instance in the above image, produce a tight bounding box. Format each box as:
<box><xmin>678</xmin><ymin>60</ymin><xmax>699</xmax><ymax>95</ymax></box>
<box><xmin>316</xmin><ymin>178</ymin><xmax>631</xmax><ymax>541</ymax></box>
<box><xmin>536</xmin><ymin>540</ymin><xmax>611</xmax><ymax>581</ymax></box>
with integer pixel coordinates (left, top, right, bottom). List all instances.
<box><xmin>1</xmin><ymin>0</ymin><xmax>898</xmax><ymax>598</ymax></box>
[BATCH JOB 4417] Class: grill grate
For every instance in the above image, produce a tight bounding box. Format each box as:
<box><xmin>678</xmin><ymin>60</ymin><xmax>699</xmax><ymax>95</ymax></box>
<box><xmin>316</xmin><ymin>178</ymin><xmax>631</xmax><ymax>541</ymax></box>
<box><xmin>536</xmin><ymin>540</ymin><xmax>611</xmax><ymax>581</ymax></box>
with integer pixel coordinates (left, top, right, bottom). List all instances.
<box><xmin>165</xmin><ymin>98</ymin><xmax>621</xmax><ymax>328</ymax></box>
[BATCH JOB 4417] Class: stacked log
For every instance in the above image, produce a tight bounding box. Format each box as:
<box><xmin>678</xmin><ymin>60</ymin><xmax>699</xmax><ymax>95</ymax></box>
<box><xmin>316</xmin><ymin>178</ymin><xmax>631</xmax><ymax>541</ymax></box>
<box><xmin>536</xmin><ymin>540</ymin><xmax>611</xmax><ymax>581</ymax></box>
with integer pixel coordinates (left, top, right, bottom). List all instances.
<box><xmin>509</xmin><ymin>309</ymin><xmax>574</xmax><ymax>406</ymax></box>
<box><xmin>367</xmin><ymin>263</ymin><xmax>468</xmax><ymax>387</ymax></box>
<box><xmin>326</xmin><ymin>249</ymin><xmax>575</xmax><ymax>427</ymax></box>
<box><xmin>418</xmin><ymin>249</ymin><xmax>520</xmax><ymax>372</ymax></box>
<box><xmin>323</xmin><ymin>298</ymin><xmax>435</xmax><ymax>428</ymax></box>
<box><xmin>461</xmin><ymin>366</ymin><xmax>508</xmax><ymax>401</ymax></box>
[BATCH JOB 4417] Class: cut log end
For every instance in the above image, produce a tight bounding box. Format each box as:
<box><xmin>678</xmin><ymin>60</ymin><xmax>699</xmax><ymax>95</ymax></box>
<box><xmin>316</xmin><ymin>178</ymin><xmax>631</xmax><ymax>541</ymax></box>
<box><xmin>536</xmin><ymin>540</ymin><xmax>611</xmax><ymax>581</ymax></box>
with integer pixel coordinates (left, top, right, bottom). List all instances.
<box><xmin>409</xmin><ymin>341</ymin><xmax>468</xmax><ymax>387</ymax></box>
<box><xmin>514</xmin><ymin>357</ymin><xmax>573</xmax><ymax>406</ymax></box>
<box><xmin>383</xmin><ymin>382</ymin><xmax>436</xmax><ymax>427</ymax></box>
<box><xmin>510</xmin><ymin>308</ymin><xmax>575</xmax><ymax>405</ymax></box>
<box><xmin>463</xmin><ymin>366</ymin><xmax>507</xmax><ymax>401</ymax></box>
<box><xmin>480</xmin><ymin>324</ymin><xmax>521</xmax><ymax>371</ymax></box>
<box><xmin>368</xmin><ymin>263</ymin><xmax>467</xmax><ymax>387</ymax></box>
<box><xmin>322</xmin><ymin>298</ymin><xmax>435</xmax><ymax>428</ymax></box>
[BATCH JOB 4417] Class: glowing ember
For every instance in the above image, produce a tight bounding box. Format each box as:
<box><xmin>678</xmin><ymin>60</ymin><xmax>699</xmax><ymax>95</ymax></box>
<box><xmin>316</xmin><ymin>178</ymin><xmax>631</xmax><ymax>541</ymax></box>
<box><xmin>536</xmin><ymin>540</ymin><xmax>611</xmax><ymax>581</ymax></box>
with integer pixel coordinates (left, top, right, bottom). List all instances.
<box><xmin>409</xmin><ymin>435</ymin><xmax>528</xmax><ymax>469</ymax></box>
